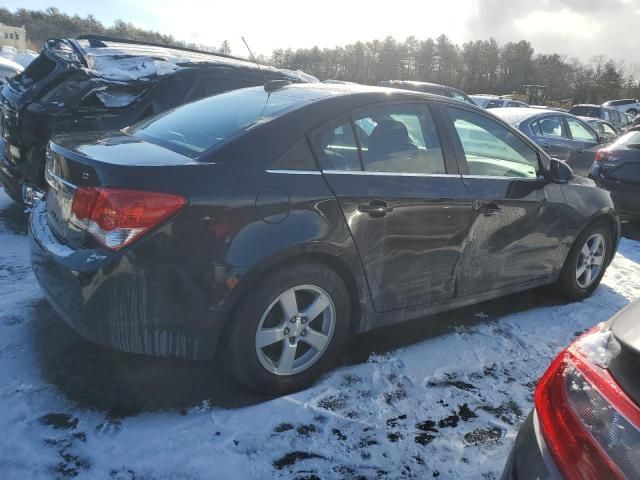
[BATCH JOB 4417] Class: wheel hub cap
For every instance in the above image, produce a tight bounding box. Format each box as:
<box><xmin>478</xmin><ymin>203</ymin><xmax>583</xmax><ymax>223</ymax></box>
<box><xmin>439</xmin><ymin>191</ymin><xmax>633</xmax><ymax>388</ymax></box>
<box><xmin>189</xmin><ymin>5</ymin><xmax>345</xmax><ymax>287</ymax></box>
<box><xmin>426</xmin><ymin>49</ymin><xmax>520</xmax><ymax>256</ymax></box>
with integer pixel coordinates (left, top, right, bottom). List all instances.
<box><xmin>576</xmin><ymin>233</ymin><xmax>606</xmax><ymax>289</ymax></box>
<box><xmin>255</xmin><ymin>285</ymin><xmax>336</xmax><ymax>376</ymax></box>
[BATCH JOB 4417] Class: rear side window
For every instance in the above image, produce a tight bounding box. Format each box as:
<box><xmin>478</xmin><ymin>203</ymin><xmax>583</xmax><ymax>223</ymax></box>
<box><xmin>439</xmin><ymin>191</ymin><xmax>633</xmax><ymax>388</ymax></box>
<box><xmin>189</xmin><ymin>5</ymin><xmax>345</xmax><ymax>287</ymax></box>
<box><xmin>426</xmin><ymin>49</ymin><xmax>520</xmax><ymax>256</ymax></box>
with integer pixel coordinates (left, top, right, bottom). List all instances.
<box><xmin>534</xmin><ymin>116</ymin><xmax>568</xmax><ymax>138</ymax></box>
<box><xmin>270</xmin><ymin>140</ymin><xmax>318</xmax><ymax>171</ymax></box>
<box><xmin>131</xmin><ymin>89</ymin><xmax>308</xmax><ymax>158</ymax></box>
<box><xmin>353</xmin><ymin>104</ymin><xmax>445</xmax><ymax>174</ymax></box>
<box><xmin>314</xmin><ymin>121</ymin><xmax>361</xmax><ymax>171</ymax></box>
<box><xmin>566</xmin><ymin>117</ymin><xmax>597</xmax><ymax>142</ymax></box>
<box><xmin>448</xmin><ymin>107</ymin><xmax>539</xmax><ymax>178</ymax></box>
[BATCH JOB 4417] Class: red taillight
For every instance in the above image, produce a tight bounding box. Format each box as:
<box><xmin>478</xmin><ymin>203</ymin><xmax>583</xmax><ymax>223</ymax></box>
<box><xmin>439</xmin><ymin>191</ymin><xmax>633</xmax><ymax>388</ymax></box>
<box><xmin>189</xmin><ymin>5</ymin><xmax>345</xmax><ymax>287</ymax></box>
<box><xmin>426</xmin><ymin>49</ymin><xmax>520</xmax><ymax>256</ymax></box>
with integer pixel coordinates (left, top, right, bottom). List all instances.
<box><xmin>535</xmin><ymin>328</ymin><xmax>640</xmax><ymax>479</ymax></box>
<box><xmin>70</xmin><ymin>188</ymin><xmax>186</xmax><ymax>250</ymax></box>
<box><xmin>595</xmin><ymin>149</ymin><xmax>611</xmax><ymax>162</ymax></box>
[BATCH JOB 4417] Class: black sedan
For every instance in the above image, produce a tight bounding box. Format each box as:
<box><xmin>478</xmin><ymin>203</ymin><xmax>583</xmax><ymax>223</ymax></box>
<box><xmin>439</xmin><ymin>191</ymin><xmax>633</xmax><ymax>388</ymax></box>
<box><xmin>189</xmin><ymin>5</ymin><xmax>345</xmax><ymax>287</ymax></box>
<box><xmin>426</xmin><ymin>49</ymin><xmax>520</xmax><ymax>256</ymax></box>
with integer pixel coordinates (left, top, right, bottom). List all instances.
<box><xmin>491</xmin><ymin>108</ymin><xmax>606</xmax><ymax>176</ymax></box>
<box><xmin>502</xmin><ymin>300</ymin><xmax>640</xmax><ymax>479</ymax></box>
<box><xmin>30</xmin><ymin>83</ymin><xmax>620</xmax><ymax>394</ymax></box>
<box><xmin>590</xmin><ymin>130</ymin><xmax>640</xmax><ymax>220</ymax></box>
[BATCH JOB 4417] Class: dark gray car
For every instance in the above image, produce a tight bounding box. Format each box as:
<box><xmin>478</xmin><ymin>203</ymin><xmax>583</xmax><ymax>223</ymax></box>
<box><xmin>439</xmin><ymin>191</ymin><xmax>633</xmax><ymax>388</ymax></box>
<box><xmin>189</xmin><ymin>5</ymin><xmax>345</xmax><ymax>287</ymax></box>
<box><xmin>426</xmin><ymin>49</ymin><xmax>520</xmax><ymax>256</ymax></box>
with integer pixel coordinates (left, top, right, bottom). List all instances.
<box><xmin>491</xmin><ymin>108</ymin><xmax>606</xmax><ymax>176</ymax></box>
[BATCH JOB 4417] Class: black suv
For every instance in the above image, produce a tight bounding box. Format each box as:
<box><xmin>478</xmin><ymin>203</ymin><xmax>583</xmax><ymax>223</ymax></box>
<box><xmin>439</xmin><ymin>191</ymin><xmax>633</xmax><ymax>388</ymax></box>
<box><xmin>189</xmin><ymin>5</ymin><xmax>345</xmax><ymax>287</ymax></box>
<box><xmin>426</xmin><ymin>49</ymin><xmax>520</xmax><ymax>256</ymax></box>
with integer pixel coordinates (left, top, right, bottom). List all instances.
<box><xmin>0</xmin><ymin>35</ymin><xmax>312</xmax><ymax>204</ymax></box>
<box><xmin>569</xmin><ymin>104</ymin><xmax>630</xmax><ymax>131</ymax></box>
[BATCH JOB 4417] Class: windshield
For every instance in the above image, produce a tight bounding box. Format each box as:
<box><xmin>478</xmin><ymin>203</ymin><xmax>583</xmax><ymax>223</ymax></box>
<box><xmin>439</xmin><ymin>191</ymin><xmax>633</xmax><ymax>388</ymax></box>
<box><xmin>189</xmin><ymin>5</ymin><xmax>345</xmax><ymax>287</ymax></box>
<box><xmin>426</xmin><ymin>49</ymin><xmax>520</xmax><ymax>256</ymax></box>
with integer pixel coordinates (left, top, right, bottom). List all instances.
<box><xmin>130</xmin><ymin>88</ymin><xmax>309</xmax><ymax>157</ymax></box>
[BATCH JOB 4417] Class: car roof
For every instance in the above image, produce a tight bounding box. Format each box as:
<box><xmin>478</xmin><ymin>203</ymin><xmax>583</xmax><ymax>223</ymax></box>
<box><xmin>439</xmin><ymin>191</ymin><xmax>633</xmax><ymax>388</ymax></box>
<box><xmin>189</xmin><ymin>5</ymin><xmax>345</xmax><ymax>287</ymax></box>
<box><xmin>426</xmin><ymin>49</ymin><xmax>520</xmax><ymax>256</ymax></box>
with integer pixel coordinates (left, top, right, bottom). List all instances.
<box><xmin>380</xmin><ymin>80</ymin><xmax>448</xmax><ymax>88</ymax></box>
<box><xmin>570</xmin><ymin>104</ymin><xmax>604</xmax><ymax>110</ymax></box>
<box><xmin>489</xmin><ymin>107</ymin><xmax>562</xmax><ymax>126</ymax></box>
<box><xmin>270</xmin><ymin>82</ymin><xmax>454</xmax><ymax>102</ymax></box>
<box><xmin>579</xmin><ymin>116</ymin><xmax>606</xmax><ymax>124</ymax></box>
<box><xmin>603</xmin><ymin>99</ymin><xmax>638</xmax><ymax>106</ymax></box>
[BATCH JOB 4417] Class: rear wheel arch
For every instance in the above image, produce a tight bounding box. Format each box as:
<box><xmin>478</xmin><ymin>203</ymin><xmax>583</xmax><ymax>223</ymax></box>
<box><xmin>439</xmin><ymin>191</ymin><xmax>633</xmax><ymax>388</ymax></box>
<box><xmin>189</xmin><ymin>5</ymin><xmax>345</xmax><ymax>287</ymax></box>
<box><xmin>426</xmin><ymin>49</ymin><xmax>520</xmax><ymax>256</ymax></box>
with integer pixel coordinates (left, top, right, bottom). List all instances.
<box><xmin>220</xmin><ymin>249</ymin><xmax>364</xmax><ymax>343</ymax></box>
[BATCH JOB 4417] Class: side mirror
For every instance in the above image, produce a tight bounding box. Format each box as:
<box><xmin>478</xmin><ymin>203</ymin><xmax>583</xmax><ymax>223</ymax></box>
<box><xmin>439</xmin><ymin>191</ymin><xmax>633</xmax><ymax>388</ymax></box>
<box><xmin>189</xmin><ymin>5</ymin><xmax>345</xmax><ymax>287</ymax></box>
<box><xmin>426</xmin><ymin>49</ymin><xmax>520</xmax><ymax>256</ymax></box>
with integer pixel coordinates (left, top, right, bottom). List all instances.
<box><xmin>546</xmin><ymin>158</ymin><xmax>574</xmax><ymax>183</ymax></box>
<box><xmin>597</xmin><ymin>134</ymin><xmax>607</xmax><ymax>145</ymax></box>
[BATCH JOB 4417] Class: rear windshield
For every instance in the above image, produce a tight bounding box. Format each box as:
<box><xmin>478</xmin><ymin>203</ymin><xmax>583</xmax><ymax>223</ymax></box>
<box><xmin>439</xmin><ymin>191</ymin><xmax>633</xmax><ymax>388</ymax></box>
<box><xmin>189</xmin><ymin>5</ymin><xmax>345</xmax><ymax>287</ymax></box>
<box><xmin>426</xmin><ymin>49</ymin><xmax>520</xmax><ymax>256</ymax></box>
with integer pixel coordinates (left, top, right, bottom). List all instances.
<box><xmin>569</xmin><ymin>106</ymin><xmax>601</xmax><ymax>117</ymax></box>
<box><xmin>130</xmin><ymin>88</ymin><xmax>309</xmax><ymax>157</ymax></box>
<box><xmin>12</xmin><ymin>54</ymin><xmax>56</xmax><ymax>90</ymax></box>
<box><xmin>615</xmin><ymin>131</ymin><xmax>640</xmax><ymax>148</ymax></box>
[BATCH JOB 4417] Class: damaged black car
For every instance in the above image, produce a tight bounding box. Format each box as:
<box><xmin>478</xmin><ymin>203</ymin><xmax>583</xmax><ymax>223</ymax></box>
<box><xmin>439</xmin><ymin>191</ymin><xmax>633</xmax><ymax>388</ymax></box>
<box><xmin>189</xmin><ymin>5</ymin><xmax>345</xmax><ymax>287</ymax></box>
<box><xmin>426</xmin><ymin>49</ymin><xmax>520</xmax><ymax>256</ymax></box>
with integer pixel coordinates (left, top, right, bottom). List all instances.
<box><xmin>0</xmin><ymin>35</ymin><xmax>315</xmax><ymax>204</ymax></box>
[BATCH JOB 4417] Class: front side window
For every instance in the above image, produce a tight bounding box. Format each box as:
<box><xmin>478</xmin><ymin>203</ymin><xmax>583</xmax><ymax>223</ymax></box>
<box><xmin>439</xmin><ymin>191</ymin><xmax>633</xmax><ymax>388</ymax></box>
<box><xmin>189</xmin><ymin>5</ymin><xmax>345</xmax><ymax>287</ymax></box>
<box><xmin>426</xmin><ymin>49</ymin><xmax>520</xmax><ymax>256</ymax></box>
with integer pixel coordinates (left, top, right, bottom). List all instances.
<box><xmin>353</xmin><ymin>104</ymin><xmax>445</xmax><ymax>174</ymax></box>
<box><xmin>448</xmin><ymin>107</ymin><xmax>539</xmax><ymax>178</ymax></box>
<box><xmin>486</xmin><ymin>100</ymin><xmax>503</xmax><ymax>109</ymax></box>
<box><xmin>601</xmin><ymin>123</ymin><xmax>617</xmax><ymax>136</ymax></box>
<box><xmin>566</xmin><ymin>117</ymin><xmax>597</xmax><ymax>142</ymax></box>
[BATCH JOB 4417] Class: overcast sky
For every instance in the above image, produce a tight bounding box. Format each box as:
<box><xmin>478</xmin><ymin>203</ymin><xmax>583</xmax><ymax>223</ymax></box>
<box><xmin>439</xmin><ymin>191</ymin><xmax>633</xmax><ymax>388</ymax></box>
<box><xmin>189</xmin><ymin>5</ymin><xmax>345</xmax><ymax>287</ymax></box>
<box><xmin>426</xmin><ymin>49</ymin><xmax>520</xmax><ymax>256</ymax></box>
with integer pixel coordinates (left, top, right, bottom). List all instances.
<box><xmin>8</xmin><ymin>0</ymin><xmax>640</xmax><ymax>64</ymax></box>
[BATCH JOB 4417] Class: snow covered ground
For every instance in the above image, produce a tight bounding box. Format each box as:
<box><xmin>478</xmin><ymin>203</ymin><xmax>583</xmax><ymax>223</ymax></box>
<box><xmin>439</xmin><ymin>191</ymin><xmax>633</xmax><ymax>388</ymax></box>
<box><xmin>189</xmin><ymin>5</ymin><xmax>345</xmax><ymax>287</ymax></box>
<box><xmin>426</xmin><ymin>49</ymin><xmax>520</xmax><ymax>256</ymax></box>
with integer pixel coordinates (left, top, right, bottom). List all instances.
<box><xmin>2</xmin><ymin>187</ymin><xmax>640</xmax><ymax>480</ymax></box>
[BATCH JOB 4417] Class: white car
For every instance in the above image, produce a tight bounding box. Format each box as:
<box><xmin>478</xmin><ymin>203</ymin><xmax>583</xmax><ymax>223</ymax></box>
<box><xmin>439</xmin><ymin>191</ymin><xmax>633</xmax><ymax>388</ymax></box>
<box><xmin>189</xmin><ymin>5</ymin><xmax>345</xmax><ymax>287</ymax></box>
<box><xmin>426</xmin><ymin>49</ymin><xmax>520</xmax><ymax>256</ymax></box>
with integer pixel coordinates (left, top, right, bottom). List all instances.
<box><xmin>602</xmin><ymin>98</ymin><xmax>640</xmax><ymax>117</ymax></box>
<box><xmin>470</xmin><ymin>95</ymin><xmax>529</xmax><ymax>109</ymax></box>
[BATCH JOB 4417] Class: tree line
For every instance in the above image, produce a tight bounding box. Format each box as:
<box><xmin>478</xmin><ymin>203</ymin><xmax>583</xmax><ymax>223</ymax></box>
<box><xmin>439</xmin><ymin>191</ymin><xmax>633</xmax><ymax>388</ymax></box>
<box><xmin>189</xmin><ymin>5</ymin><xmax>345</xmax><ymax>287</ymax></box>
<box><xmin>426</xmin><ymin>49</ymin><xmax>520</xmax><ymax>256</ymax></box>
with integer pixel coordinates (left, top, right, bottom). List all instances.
<box><xmin>272</xmin><ymin>35</ymin><xmax>638</xmax><ymax>104</ymax></box>
<box><xmin>0</xmin><ymin>7</ymin><xmax>231</xmax><ymax>54</ymax></box>
<box><xmin>2</xmin><ymin>7</ymin><xmax>638</xmax><ymax>104</ymax></box>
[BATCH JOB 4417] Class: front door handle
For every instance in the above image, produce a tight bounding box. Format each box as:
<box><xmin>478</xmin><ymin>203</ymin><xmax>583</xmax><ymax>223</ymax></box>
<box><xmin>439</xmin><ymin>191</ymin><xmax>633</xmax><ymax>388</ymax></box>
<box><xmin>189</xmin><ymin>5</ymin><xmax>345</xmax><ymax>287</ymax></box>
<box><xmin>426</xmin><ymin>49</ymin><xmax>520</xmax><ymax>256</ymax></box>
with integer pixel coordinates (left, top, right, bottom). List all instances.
<box><xmin>479</xmin><ymin>201</ymin><xmax>501</xmax><ymax>216</ymax></box>
<box><xmin>358</xmin><ymin>200</ymin><xmax>392</xmax><ymax>218</ymax></box>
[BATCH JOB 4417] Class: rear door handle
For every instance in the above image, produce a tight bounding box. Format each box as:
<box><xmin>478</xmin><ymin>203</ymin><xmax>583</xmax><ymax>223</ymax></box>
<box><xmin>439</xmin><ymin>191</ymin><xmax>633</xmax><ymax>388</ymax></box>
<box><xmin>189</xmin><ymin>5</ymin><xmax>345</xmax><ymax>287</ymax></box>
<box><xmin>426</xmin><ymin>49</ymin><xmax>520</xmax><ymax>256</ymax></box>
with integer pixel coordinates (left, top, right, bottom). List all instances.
<box><xmin>358</xmin><ymin>200</ymin><xmax>392</xmax><ymax>218</ymax></box>
<box><xmin>479</xmin><ymin>201</ymin><xmax>501</xmax><ymax>216</ymax></box>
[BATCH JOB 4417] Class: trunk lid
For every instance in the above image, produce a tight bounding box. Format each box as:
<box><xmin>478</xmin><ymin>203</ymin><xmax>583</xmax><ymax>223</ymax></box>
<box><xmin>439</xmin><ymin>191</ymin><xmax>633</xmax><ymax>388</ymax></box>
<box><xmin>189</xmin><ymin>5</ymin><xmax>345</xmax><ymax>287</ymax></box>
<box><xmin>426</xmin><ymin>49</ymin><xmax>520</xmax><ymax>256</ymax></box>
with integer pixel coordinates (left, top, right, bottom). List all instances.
<box><xmin>609</xmin><ymin>301</ymin><xmax>640</xmax><ymax>406</ymax></box>
<box><xmin>45</xmin><ymin>131</ymin><xmax>196</xmax><ymax>249</ymax></box>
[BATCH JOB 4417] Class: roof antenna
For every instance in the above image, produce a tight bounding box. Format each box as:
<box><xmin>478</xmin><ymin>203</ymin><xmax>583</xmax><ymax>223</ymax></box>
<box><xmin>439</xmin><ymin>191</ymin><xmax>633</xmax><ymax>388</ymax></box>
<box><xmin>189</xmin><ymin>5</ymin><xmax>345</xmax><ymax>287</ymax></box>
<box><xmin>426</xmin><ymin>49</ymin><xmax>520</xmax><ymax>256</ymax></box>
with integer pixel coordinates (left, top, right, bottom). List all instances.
<box><xmin>241</xmin><ymin>36</ymin><xmax>290</xmax><ymax>92</ymax></box>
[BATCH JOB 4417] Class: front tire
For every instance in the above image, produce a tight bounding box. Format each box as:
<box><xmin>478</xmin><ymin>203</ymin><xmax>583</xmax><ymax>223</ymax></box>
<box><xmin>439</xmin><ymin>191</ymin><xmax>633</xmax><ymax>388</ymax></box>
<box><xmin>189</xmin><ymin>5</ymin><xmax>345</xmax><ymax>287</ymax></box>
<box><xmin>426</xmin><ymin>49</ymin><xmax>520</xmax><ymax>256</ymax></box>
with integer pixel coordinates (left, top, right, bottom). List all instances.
<box><xmin>556</xmin><ymin>222</ymin><xmax>612</xmax><ymax>300</ymax></box>
<box><xmin>223</xmin><ymin>262</ymin><xmax>351</xmax><ymax>395</ymax></box>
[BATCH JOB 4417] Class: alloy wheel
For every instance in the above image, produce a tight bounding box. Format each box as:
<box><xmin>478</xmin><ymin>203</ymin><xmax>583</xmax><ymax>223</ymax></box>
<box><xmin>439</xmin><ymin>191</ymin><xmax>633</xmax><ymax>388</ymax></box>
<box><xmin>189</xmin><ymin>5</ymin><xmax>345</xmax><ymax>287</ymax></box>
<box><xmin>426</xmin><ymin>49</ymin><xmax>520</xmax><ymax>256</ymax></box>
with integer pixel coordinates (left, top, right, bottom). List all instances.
<box><xmin>255</xmin><ymin>284</ymin><xmax>336</xmax><ymax>375</ymax></box>
<box><xmin>576</xmin><ymin>233</ymin><xmax>606</xmax><ymax>289</ymax></box>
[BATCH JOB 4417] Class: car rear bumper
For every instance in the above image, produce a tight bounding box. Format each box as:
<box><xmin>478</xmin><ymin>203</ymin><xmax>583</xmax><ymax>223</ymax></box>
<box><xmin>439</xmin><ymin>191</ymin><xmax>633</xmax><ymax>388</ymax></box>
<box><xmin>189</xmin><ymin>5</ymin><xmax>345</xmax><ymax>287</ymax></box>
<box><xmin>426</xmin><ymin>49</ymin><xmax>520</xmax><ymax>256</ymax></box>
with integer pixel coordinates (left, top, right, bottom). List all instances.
<box><xmin>501</xmin><ymin>410</ymin><xmax>562</xmax><ymax>480</ymax></box>
<box><xmin>590</xmin><ymin>170</ymin><xmax>640</xmax><ymax>219</ymax></box>
<box><xmin>29</xmin><ymin>200</ymin><xmax>225</xmax><ymax>360</ymax></box>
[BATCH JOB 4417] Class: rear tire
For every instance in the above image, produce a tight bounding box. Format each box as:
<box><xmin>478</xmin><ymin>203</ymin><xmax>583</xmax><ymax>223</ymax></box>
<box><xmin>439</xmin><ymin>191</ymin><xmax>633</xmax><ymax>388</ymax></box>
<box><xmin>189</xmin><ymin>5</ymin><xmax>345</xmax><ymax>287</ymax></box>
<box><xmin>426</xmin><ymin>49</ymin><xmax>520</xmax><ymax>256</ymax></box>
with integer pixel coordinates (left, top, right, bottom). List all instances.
<box><xmin>556</xmin><ymin>222</ymin><xmax>612</xmax><ymax>300</ymax></box>
<box><xmin>223</xmin><ymin>262</ymin><xmax>351</xmax><ymax>395</ymax></box>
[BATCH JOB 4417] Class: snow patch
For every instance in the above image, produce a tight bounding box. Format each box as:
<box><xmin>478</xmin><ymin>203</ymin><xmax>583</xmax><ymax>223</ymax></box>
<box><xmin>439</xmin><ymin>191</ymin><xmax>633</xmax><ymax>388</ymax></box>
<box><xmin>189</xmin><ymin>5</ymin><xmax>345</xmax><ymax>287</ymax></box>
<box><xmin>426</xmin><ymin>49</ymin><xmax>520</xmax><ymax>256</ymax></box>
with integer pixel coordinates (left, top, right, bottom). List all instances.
<box><xmin>575</xmin><ymin>325</ymin><xmax>620</xmax><ymax>368</ymax></box>
<box><xmin>2</xmin><ymin>187</ymin><xmax>640</xmax><ymax>479</ymax></box>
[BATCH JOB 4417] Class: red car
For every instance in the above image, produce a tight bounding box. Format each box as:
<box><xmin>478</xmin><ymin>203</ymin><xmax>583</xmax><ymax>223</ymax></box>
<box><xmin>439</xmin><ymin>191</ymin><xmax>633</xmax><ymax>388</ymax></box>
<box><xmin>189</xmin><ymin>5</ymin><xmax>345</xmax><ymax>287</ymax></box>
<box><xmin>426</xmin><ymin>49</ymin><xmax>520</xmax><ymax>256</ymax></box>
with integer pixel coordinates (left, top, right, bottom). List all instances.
<box><xmin>502</xmin><ymin>301</ymin><xmax>640</xmax><ymax>479</ymax></box>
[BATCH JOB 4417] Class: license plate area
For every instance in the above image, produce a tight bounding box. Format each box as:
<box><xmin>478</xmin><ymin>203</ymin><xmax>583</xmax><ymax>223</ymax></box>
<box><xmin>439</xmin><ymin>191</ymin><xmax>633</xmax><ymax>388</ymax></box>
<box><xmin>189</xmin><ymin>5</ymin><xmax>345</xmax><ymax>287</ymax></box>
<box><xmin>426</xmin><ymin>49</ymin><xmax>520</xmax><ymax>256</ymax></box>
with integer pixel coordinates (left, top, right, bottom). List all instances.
<box><xmin>45</xmin><ymin>155</ymin><xmax>86</xmax><ymax>247</ymax></box>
